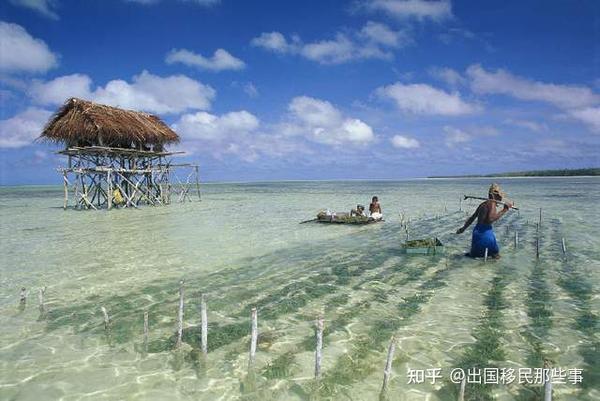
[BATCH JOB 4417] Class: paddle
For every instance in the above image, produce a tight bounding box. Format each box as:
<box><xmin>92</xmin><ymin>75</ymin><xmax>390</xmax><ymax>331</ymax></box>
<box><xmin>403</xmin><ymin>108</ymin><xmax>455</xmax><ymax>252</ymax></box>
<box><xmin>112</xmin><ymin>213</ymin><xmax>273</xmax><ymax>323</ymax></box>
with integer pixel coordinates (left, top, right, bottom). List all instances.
<box><xmin>463</xmin><ymin>195</ymin><xmax>519</xmax><ymax>210</ymax></box>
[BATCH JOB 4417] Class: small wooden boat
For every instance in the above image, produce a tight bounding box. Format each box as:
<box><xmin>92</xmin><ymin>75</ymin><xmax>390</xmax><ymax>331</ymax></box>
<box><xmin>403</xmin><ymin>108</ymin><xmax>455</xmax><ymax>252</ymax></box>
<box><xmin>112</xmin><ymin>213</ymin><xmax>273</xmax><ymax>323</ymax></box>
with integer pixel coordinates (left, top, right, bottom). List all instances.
<box><xmin>301</xmin><ymin>211</ymin><xmax>384</xmax><ymax>225</ymax></box>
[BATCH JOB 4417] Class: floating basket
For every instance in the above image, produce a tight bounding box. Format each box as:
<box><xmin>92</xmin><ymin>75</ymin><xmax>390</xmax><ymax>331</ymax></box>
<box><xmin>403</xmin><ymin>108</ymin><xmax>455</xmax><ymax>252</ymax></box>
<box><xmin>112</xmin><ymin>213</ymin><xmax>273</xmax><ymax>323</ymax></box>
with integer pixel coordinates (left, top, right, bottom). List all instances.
<box><xmin>401</xmin><ymin>238</ymin><xmax>444</xmax><ymax>255</ymax></box>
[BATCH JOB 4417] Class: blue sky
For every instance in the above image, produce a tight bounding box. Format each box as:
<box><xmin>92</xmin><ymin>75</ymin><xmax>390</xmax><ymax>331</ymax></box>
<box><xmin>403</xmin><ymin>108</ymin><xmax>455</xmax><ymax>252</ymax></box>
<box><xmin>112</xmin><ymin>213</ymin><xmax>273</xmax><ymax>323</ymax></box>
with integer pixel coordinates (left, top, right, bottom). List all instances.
<box><xmin>0</xmin><ymin>0</ymin><xmax>598</xmax><ymax>184</ymax></box>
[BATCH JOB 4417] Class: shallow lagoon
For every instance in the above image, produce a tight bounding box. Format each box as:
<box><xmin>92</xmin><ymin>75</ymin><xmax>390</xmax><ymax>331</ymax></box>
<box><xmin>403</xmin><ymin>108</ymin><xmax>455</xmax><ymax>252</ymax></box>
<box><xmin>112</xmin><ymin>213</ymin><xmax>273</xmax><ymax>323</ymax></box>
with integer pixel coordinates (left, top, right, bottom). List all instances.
<box><xmin>0</xmin><ymin>178</ymin><xmax>599</xmax><ymax>400</ymax></box>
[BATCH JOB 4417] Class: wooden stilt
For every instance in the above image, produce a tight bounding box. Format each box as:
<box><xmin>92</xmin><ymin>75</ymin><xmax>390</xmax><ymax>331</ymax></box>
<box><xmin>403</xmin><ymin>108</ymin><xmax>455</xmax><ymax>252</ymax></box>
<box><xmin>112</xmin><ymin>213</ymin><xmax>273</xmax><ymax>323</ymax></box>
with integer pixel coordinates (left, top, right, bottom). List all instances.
<box><xmin>536</xmin><ymin>223</ymin><xmax>540</xmax><ymax>259</ymax></box>
<box><xmin>380</xmin><ymin>335</ymin><xmax>396</xmax><ymax>394</ymax></box>
<box><xmin>458</xmin><ymin>377</ymin><xmax>466</xmax><ymax>401</ymax></box>
<box><xmin>101</xmin><ymin>306</ymin><xmax>110</xmax><ymax>330</ymax></box>
<box><xmin>544</xmin><ymin>360</ymin><xmax>552</xmax><ymax>401</ymax></box>
<box><xmin>539</xmin><ymin>207</ymin><xmax>543</xmax><ymax>227</ymax></box>
<box><xmin>143</xmin><ymin>311</ymin><xmax>149</xmax><ymax>352</ymax></box>
<box><xmin>315</xmin><ymin>316</ymin><xmax>324</xmax><ymax>379</ymax></box>
<box><xmin>176</xmin><ymin>280</ymin><xmax>184</xmax><ymax>348</ymax></box>
<box><xmin>194</xmin><ymin>165</ymin><xmax>201</xmax><ymax>201</ymax></box>
<box><xmin>62</xmin><ymin>172</ymin><xmax>69</xmax><ymax>209</ymax></box>
<box><xmin>38</xmin><ymin>287</ymin><xmax>46</xmax><ymax>314</ymax></box>
<box><xmin>249</xmin><ymin>307</ymin><xmax>258</xmax><ymax>368</ymax></box>
<box><xmin>200</xmin><ymin>294</ymin><xmax>208</xmax><ymax>355</ymax></box>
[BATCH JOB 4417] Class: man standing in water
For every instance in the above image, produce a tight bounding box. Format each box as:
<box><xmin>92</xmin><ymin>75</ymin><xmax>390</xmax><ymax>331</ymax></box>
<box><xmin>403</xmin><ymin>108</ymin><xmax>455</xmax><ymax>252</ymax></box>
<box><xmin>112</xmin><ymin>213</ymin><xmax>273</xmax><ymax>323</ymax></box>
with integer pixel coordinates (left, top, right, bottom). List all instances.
<box><xmin>456</xmin><ymin>184</ymin><xmax>512</xmax><ymax>258</ymax></box>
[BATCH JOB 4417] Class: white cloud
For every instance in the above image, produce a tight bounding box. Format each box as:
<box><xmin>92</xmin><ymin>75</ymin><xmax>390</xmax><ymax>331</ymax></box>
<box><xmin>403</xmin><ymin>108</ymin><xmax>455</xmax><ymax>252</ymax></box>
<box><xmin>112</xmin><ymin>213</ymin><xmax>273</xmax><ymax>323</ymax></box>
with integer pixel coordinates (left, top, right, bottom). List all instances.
<box><xmin>0</xmin><ymin>107</ymin><xmax>52</xmax><ymax>148</ymax></box>
<box><xmin>429</xmin><ymin>66</ymin><xmax>465</xmax><ymax>86</ymax></box>
<box><xmin>29</xmin><ymin>70</ymin><xmax>215</xmax><ymax>114</ymax></box>
<box><xmin>569</xmin><ymin>107</ymin><xmax>600</xmax><ymax>133</ymax></box>
<box><xmin>250</xmin><ymin>32</ymin><xmax>296</xmax><ymax>53</ymax></box>
<box><xmin>364</xmin><ymin>0</ymin><xmax>452</xmax><ymax>21</ymax></box>
<box><xmin>359</xmin><ymin>21</ymin><xmax>411</xmax><ymax>47</ymax></box>
<box><xmin>173</xmin><ymin>110</ymin><xmax>259</xmax><ymax>141</ymax></box>
<box><xmin>8</xmin><ymin>0</ymin><xmax>58</xmax><ymax>19</ymax></box>
<box><xmin>165</xmin><ymin>48</ymin><xmax>245</xmax><ymax>71</ymax></box>
<box><xmin>467</xmin><ymin>64</ymin><xmax>600</xmax><ymax>110</ymax></box>
<box><xmin>376</xmin><ymin>82</ymin><xmax>478</xmax><ymax>115</ymax></box>
<box><xmin>0</xmin><ymin>22</ymin><xmax>58</xmax><ymax>73</ymax></box>
<box><xmin>243</xmin><ymin>82</ymin><xmax>259</xmax><ymax>98</ymax></box>
<box><xmin>284</xmin><ymin>96</ymin><xmax>375</xmax><ymax>145</ymax></box>
<box><xmin>391</xmin><ymin>134</ymin><xmax>420</xmax><ymax>148</ymax></box>
<box><xmin>251</xmin><ymin>22</ymin><xmax>408</xmax><ymax>65</ymax></box>
<box><xmin>443</xmin><ymin>126</ymin><xmax>470</xmax><ymax>147</ymax></box>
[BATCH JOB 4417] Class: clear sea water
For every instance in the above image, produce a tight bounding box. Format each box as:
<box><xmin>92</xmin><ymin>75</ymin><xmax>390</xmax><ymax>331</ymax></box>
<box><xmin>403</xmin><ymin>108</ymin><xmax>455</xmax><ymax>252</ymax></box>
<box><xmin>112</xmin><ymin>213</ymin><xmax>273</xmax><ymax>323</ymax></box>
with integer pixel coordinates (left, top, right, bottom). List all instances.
<box><xmin>0</xmin><ymin>178</ymin><xmax>598</xmax><ymax>401</ymax></box>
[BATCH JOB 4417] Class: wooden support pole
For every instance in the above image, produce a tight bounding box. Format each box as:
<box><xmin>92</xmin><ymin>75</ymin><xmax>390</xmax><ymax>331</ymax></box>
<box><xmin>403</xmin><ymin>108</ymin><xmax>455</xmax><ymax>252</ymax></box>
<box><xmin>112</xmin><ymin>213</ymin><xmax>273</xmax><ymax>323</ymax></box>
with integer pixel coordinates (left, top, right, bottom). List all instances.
<box><xmin>561</xmin><ymin>238</ymin><xmax>567</xmax><ymax>254</ymax></box>
<box><xmin>315</xmin><ymin>316</ymin><xmax>324</xmax><ymax>379</ymax></box>
<box><xmin>249</xmin><ymin>307</ymin><xmax>258</xmax><ymax>367</ymax></box>
<box><xmin>38</xmin><ymin>287</ymin><xmax>46</xmax><ymax>314</ymax></box>
<box><xmin>458</xmin><ymin>377</ymin><xmax>466</xmax><ymax>401</ymax></box>
<box><xmin>176</xmin><ymin>280</ymin><xmax>184</xmax><ymax>348</ymax></box>
<box><xmin>536</xmin><ymin>223</ymin><xmax>540</xmax><ymax>260</ymax></box>
<box><xmin>143</xmin><ymin>311</ymin><xmax>149</xmax><ymax>352</ymax></box>
<box><xmin>19</xmin><ymin>287</ymin><xmax>27</xmax><ymax>305</ymax></box>
<box><xmin>194</xmin><ymin>165</ymin><xmax>201</xmax><ymax>201</ymax></box>
<box><xmin>200</xmin><ymin>294</ymin><xmax>208</xmax><ymax>355</ymax></box>
<box><xmin>544</xmin><ymin>360</ymin><xmax>552</xmax><ymax>401</ymax></box>
<box><xmin>539</xmin><ymin>207</ymin><xmax>543</xmax><ymax>227</ymax></box>
<box><xmin>484</xmin><ymin>248</ymin><xmax>488</xmax><ymax>263</ymax></box>
<box><xmin>101</xmin><ymin>306</ymin><xmax>110</xmax><ymax>331</ymax></box>
<box><xmin>381</xmin><ymin>335</ymin><xmax>396</xmax><ymax>394</ymax></box>
<box><xmin>107</xmin><ymin>169</ymin><xmax>113</xmax><ymax>210</ymax></box>
<box><xmin>514</xmin><ymin>231</ymin><xmax>519</xmax><ymax>248</ymax></box>
<box><xmin>459</xmin><ymin>197</ymin><xmax>462</xmax><ymax>212</ymax></box>
<box><xmin>62</xmin><ymin>172</ymin><xmax>69</xmax><ymax>210</ymax></box>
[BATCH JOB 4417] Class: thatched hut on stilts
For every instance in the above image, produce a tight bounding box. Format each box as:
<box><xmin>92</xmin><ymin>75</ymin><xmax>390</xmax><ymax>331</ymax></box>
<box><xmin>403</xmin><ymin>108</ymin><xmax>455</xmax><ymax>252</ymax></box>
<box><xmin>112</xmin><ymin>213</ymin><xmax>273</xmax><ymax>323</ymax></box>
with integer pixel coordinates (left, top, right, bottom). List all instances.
<box><xmin>39</xmin><ymin>98</ymin><xmax>200</xmax><ymax>210</ymax></box>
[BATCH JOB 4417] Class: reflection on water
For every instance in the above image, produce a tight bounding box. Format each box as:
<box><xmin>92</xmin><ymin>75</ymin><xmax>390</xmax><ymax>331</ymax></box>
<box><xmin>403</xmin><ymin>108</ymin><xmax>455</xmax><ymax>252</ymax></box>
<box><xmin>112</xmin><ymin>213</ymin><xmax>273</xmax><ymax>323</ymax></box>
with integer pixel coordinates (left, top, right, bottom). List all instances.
<box><xmin>0</xmin><ymin>178</ymin><xmax>599</xmax><ymax>400</ymax></box>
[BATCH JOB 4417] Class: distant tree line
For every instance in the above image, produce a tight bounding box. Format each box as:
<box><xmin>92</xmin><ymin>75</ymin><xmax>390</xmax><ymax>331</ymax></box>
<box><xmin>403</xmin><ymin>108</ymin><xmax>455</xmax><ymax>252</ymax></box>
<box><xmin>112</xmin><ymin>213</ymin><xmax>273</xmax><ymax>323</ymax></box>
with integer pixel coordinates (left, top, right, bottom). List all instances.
<box><xmin>429</xmin><ymin>168</ymin><xmax>599</xmax><ymax>178</ymax></box>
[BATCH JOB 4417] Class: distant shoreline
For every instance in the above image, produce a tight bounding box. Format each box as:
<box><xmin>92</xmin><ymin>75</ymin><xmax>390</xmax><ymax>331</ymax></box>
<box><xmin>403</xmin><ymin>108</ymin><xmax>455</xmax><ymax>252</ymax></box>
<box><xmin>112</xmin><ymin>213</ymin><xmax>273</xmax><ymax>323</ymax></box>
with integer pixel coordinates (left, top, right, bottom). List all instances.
<box><xmin>428</xmin><ymin>168</ymin><xmax>599</xmax><ymax>179</ymax></box>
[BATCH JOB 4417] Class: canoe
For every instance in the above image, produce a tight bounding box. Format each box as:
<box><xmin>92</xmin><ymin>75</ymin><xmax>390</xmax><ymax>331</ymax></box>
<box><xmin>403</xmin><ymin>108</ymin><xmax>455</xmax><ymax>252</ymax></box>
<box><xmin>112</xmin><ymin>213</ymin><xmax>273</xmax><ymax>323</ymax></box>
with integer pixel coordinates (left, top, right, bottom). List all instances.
<box><xmin>313</xmin><ymin>211</ymin><xmax>383</xmax><ymax>225</ymax></box>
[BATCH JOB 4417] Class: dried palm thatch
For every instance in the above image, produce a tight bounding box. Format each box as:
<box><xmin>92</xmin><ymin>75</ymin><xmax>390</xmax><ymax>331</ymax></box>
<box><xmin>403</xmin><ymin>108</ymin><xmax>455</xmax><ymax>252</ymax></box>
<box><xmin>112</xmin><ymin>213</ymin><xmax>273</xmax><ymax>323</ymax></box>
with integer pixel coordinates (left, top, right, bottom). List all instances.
<box><xmin>39</xmin><ymin>98</ymin><xmax>179</xmax><ymax>150</ymax></box>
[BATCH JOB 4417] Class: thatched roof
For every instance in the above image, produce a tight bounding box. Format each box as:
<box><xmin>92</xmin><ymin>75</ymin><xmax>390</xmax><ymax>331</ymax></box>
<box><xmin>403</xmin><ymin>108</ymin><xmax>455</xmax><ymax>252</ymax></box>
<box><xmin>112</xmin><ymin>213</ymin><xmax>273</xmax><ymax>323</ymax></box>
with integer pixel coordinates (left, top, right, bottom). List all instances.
<box><xmin>39</xmin><ymin>98</ymin><xmax>179</xmax><ymax>149</ymax></box>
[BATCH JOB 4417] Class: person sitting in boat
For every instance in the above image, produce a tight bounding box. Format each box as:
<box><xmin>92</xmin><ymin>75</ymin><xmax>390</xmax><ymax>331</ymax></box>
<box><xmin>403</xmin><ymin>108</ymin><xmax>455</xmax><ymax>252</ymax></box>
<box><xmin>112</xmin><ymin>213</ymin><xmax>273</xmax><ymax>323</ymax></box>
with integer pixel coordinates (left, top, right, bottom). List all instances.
<box><xmin>456</xmin><ymin>183</ymin><xmax>513</xmax><ymax>259</ymax></box>
<box><xmin>369</xmin><ymin>196</ymin><xmax>383</xmax><ymax>220</ymax></box>
<box><xmin>351</xmin><ymin>204</ymin><xmax>366</xmax><ymax>216</ymax></box>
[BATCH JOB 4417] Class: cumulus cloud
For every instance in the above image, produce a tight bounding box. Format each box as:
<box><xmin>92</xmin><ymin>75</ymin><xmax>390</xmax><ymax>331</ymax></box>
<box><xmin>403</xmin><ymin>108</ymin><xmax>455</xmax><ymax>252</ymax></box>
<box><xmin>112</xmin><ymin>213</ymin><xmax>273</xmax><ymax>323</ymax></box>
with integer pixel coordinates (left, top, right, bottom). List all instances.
<box><xmin>165</xmin><ymin>48</ymin><xmax>245</xmax><ymax>71</ymax></box>
<box><xmin>504</xmin><ymin>119</ymin><xmax>546</xmax><ymax>132</ymax></box>
<box><xmin>467</xmin><ymin>64</ymin><xmax>600</xmax><ymax>110</ymax></box>
<box><xmin>390</xmin><ymin>134</ymin><xmax>420</xmax><ymax>148</ymax></box>
<box><xmin>251</xmin><ymin>22</ymin><xmax>408</xmax><ymax>64</ymax></box>
<box><xmin>0</xmin><ymin>22</ymin><xmax>58</xmax><ymax>73</ymax></box>
<box><xmin>0</xmin><ymin>107</ymin><xmax>52</xmax><ymax>148</ymax></box>
<box><xmin>283</xmin><ymin>96</ymin><xmax>375</xmax><ymax>145</ymax></box>
<box><xmin>8</xmin><ymin>0</ymin><xmax>58</xmax><ymax>19</ymax></box>
<box><xmin>29</xmin><ymin>70</ymin><xmax>215</xmax><ymax>114</ymax></box>
<box><xmin>364</xmin><ymin>0</ymin><xmax>452</xmax><ymax>21</ymax></box>
<box><xmin>376</xmin><ymin>82</ymin><xmax>478</xmax><ymax>115</ymax></box>
<box><xmin>569</xmin><ymin>107</ymin><xmax>600</xmax><ymax>133</ymax></box>
<box><xmin>429</xmin><ymin>66</ymin><xmax>465</xmax><ymax>86</ymax></box>
<box><xmin>173</xmin><ymin>110</ymin><xmax>259</xmax><ymax>141</ymax></box>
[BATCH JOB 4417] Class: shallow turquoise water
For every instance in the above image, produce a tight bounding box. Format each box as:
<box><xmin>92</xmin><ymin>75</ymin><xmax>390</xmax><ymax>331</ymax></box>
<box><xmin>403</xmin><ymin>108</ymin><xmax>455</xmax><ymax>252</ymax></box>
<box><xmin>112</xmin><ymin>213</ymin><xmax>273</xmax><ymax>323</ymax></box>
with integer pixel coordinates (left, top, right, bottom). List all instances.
<box><xmin>0</xmin><ymin>178</ymin><xmax>598</xmax><ymax>400</ymax></box>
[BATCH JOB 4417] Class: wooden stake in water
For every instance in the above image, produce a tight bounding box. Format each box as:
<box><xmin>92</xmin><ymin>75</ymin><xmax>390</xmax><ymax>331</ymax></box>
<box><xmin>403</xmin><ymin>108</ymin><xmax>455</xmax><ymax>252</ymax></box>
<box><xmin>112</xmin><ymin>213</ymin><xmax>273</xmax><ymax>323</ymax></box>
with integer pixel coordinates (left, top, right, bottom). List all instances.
<box><xmin>544</xmin><ymin>360</ymin><xmax>552</xmax><ymax>401</ymax></box>
<box><xmin>19</xmin><ymin>287</ymin><xmax>27</xmax><ymax>305</ymax></box>
<box><xmin>200</xmin><ymin>294</ymin><xmax>208</xmax><ymax>355</ymax></box>
<box><xmin>458</xmin><ymin>377</ymin><xmax>466</xmax><ymax>401</ymax></box>
<box><xmin>561</xmin><ymin>238</ymin><xmax>567</xmax><ymax>254</ymax></box>
<box><xmin>459</xmin><ymin>197</ymin><xmax>462</xmax><ymax>212</ymax></box>
<box><xmin>101</xmin><ymin>306</ymin><xmax>110</xmax><ymax>331</ymax></box>
<box><xmin>38</xmin><ymin>287</ymin><xmax>46</xmax><ymax>314</ymax></box>
<box><xmin>539</xmin><ymin>208</ymin><xmax>543</xmax><ymax>227</ymax></box>
<box><xmin>176</xmin><ymin>280</ymin><xmax>185</xmax><ymax>348</ymax></box>
<box><xmin>484</xmin><ymin>248</ymin><xmax>489</xmax><ymax>263</ymax></box>
<box><xmin>249</xmin><ymin>307</ymin><xmax>258</xmax><ymax>367</ymax></box>
<box><xmin>536</xmin><ymin>224</ymin><xmax>540</xmax><ymax>259</ymax></box>
<box><xmin>143</xmin><ymin>311</ymin><xmax>149</xmax><ymax>351</ymax></box>
<box><xmin>315</xmin><ymin>316</ymin><xmax>324</xmax><ymax>379</ymax></box>
<box><xmin>381</xmin><ymin>335</ymin><xmax>396</xmax><ymax>394</ymax></box>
